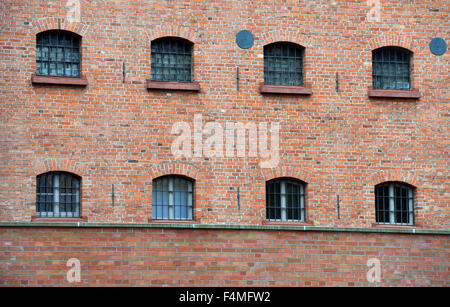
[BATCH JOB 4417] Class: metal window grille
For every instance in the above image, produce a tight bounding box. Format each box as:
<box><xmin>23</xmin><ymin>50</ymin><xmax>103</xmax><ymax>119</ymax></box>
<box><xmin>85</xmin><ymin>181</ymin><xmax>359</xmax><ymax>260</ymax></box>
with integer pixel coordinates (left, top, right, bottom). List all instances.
<box><xmin>36</xmin><ymin>172</ymin><xmax>81</xmax><ymax>218</ymax></box>
<box><xmin>375</xmin><ymin>183</ymin><xmax>414</xmax><ymax>226</ymax></box>
<box><xmin>372</xmin><ymin>47</ymin><xmax>411</xmax><ymax>90</ymax></box>
<box><xmin>151</xmin><ymin>37</ymin><xmax>193</xmax><ymax>82</ymax></box>
<box><xmin>152</xmin><ymin>176</ymin><xmax>193</xmax><ymax>220</ymax></box>
<box><xmin>266</xmin><ymin>179</ymin><xmax>305</xmax><ymax>222</ymax></box>
<box><xmin>264</xmin><ymin>42</ymin><xmax>304</xmax><ymax>86</ymax></box>
<box><xmin>36</xmin><ymin>30</ymin><xmax>81</xmax><ymax>77</ymax></box>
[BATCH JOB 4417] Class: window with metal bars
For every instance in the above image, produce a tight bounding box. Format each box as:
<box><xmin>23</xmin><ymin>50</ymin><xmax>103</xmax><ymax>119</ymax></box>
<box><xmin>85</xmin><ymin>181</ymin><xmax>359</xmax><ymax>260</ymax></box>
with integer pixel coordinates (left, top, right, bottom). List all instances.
<box><xmin>375</xmin><ymin>182</ymin><xmax>414</xmax><ymax>226</ymax></box>
<box><xmin>264</xmin><ymin>42</ymin><xmax>304</xmax><ymax>86</ymax></box>
<box><xmin>266</xmin><ymin>178</ymin><xmax>306</xmax><ymax>222</ymax></box>
<box><xmin>36</xmin><ymin>172</ymin><xmax>81</xmax><ymax>218</ymax></box>
<box><xmin>152</xmin><ymin>176</ymin><xmax>194</xmax><ymax>220</ymax></box>
<box><xmin>36</xmin><ymin>30</ymin><xmax>81</xmax><ymax>77</ymax></box>
<box><xmin>151</xmin><ymin>37</ymin><xmax>193</xmax><ymax>82</ymax></box>
<box><xmin>372</xmin><ymin>47</ymin><xmax>411</xmax><ymax>90</ymax></box>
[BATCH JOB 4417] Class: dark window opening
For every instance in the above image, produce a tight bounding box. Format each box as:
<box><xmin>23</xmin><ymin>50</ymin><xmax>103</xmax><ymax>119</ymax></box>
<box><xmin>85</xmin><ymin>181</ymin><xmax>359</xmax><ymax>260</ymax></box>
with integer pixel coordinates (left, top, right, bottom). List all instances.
<box><xmin>36</xmin><ymin>172</ymin><xmax>81</xmax><ymax>218</ymax></box>
<box><xmin>151</xmin><ymin>37</ymin><xmax>193</xmax><ymax>82</ymax></box>
<box><xmin>36</xmin><ymin>30</ymin><xmax>81</xmax><ymax>77</ymax></box>
<box><xmin>264</xmin><ymin>42</ymin><xmax>304</xmax><ymax>86</ymax></box>
<box><xmin>152</xmin><ymin>176</ymin><xmax>193</xmax><ymax>220</ymax></box>
<box><xmin>372</xmin><ymin>47</ymin><xmax>411</xmax><ymax>90</ymax></box>
<box><xmin>266</xmin><ymin>178</ymin><xmax>306</xmax><ymax>222</ymax></box>
<box><xmin>375</xmin><ymin>182</ymin><xmax>414</xmax><ymax>226</ymax></box>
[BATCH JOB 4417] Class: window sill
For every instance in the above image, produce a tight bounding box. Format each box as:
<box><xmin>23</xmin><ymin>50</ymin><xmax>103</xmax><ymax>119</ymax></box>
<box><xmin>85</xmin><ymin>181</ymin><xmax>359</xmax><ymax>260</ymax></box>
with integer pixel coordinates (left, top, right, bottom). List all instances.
<box><xmin>148</xmin><ymin>218</ymin><xmax>199</xmax><ymax>224</ymax></box>
<box><xmin>259</xmin><ymin>83</ymin><xmax>312</xmax><ymax>95</ymax></box>
<box><xmin>146</xmin><ymin>80</ymin><xmax>200</xmax><ymax>91</ymax></box>
<box><xmin>262</xmin><ymin>220</ymin><xmax>314</xmax><ymax>226</ymax></box>
<box><xmin>31</xmin><ymin>216</ymin><xmax>88</xmax><ymax>222</ymax></box>
<box><xmin>31</xmin><ymin>74</ymin><xmax>88</xmax><ymax>86</ymax></box>
<box><xmin>368</xmin><ymin>88</ymin><xmax>421</xmax><ymax>99</ymax></box>
<box><xmin>371</xmin><ymin>223</ymin><xmax>421</xmax><ymax>229</ymax></box>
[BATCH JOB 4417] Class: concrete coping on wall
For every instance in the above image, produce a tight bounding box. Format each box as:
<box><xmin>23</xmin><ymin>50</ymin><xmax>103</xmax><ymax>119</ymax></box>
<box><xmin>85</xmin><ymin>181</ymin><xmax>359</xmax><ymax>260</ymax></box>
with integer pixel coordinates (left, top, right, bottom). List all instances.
<box><xmin>0</xmin><ymin>222</ymin><xmax>449</xmax><ymax>235</ymax></box>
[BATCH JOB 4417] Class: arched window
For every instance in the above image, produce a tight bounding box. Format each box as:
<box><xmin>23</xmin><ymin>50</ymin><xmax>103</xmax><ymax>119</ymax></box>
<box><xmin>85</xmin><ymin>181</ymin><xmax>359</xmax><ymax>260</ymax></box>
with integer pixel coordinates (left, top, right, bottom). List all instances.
<box><xmin>266</xmin><ymin>178</ymin><xmax>306</xmax><ymax>222</ymax></box>
<box><xmin>36</xmin><ymin>172</ymin><xmax>81</xmax><ymax>218</ymax></box>
<box><xmin>151</xmin><ymin>37</ymin><xmax>193</xmax><ymax>82</ymax></box>
<box><xmin>264</xmin><ymin>42</ymin><xmax>304</xmax><ymax>86</ymax></box>
<box><xmin>372</xmin><ymin>47</ymin><xmax>411</xmax><ymax>90</ymax></box>
<box><xmin>36</xmin><ymin>30</ymin><xmax>81</xmax><ymax>77</ymax></box>
<box><xmin>375</xmin><ymin>182</ymin><xmax>414</xmax><ymax>225</ymax></box>
<box><xmin>152</xmin><ymin>176</ymin><xmax>193</xmax><ymax>220</ymax></box>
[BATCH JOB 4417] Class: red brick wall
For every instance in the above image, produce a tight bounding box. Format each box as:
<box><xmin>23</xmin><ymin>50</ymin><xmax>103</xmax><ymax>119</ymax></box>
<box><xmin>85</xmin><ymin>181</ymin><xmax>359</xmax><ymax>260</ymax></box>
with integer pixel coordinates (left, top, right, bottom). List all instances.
<box><xmin>0</xmin><ymin>0</ymin><xmax>448</xmax><ymax>287</ymax></box>
<box><xmin>0</xmin><ymin>0</ymin><xmax>449</xmax><ymax>227</ymax></box>
<box><xmin>1</xmin><ymin>227</ymin><xmax>449</xmax><ymax>287</ymax></box>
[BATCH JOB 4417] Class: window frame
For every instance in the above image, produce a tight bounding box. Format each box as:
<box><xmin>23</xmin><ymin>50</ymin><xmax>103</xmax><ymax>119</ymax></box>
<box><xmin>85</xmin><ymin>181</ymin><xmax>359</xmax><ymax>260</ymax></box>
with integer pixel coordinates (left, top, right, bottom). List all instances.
<box><xmin>150</xmin><ymin>37</ymin><xmax>194</xmax><ymax>83</ymax></box>
<box><xmin>372</xmin><ymin>46</ymin><xmax>412</xmax><ymax>91</ymax></box>
<box><xmin>263</xmin><ymin>41</ymin><xmax>305</xmax><ymax>87</ymax></box>
<box><xmin>36</xmin><ymin>30</ymin><xmax>82</xmax><ymax>78</ymax></box>
<box><xmin>375</xmin><ymin>182</ymin><xmax>415</xmax><ymax>226</ymax></box>
<box><xmin>152</xmin><ymin>175</ymin><xmax>194</xmax><ymax>221</ymax></box>
<box><xmin>266</xmin><ymin>178</ymin><xmax>306</xmax><ymax>222</ymax></box>
<box><xmin>36</xmin><ymin>171</ymin><xmax>81</xmax><ymax>219</ymax></box>
<box><xmin>368</xmin><ymin>46</ymin><xmax>420</xmax><ymax>98</ymax></box>
<box><xmin>32</xmin><ymin>30</ymin><xmax>88</xmax><ymax>86</ymax></box>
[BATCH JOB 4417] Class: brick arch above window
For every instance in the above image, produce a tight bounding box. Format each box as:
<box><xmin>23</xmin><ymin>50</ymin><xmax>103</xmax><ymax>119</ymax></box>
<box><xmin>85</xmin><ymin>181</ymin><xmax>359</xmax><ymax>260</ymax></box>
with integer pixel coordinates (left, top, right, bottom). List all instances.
<box><xmin>371</xmin><ymin>172</ymin><xmax>422</xmax><ymax>228</ymax></box>
<box><xmin>258</xmin><ymin>30</ymin><xmax>313</xmax><ymax>95</ymax></box>
<box><xmin>31</xmin><ymin>17</ymin><xmax>89</xmax><ymax>37</ymax></box>
<box><xmin>368</xmin><ymin>34</ymin><xmax>417</xmax><ymax>54</ymax></box>
<box><xmin>33</xmin><ymin>159</ymin><xmax>87</xmax><ymax>178</ymax></box>
<box><xmin>258</xmin><ymin>30</ymin><xmax>311</xmax><ymax>48</ymax></box>
<box><xmin>150</xmin><ymin>162</ymin><xmax>199</xmax><ymax>181</ymax></box>
<box><xmin>261</xmin><ymin>166</ymin><xmax>313</xmax><ymax>184</ymax></box>
<box><xmin>146</xmin><ymin>25</ymin><xmax>200</xmax><ymax>45</ymax></box>
<box><xmin>362</xmin><ymin>170</ymin><xmax>423</xmax><ymax>225</ymax></box>
<box><xmin>367</xmin><ymin>35</ymin><xmax>421</xmax><ymax>98</ymax></box>
<box><xmin>146</xmin><ymin>26</ymin><xmax>201</xmax><ymax>91</ymax></box>
<box><xmin>30</xmin><ymin>18</ymin><xmax>89</xmax><ymax>86</ymax></box>
<box><xmin>370</xmin><ymin>170</ymin><xmax>421</xmax><ymax>188</ymax></box>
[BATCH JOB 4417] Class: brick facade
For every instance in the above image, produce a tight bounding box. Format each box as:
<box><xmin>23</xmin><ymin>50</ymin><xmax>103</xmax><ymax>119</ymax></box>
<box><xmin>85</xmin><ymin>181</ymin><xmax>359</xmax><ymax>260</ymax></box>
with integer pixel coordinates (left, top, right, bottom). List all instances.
<box><xmin>0</xmin><ymin>226</ymin><xmax>449</xmax><ymax>287</ymax></box>
<box><xmin>0</xmin><ymin>0</ymin><xmax>448</xmax><ymax>286</ymax></box>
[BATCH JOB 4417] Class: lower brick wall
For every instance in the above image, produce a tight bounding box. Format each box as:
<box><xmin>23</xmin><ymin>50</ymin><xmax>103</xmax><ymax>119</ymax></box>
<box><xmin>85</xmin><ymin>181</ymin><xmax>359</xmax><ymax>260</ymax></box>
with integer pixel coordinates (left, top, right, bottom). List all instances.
<box><xmin>0</xmin><ymin>227</ymin><xmax>449</xmax><ymax>286</ymax></box>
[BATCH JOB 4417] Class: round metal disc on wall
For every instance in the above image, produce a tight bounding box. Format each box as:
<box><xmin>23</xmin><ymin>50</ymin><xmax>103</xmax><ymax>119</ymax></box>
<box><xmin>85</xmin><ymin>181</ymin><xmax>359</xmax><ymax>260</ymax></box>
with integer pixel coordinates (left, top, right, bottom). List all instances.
<box><xmin>429</xmin><ymin>37</ymin><xmax>447</xmax><ymax>56</ymax></box>
<box><xmin>236</xmin><ymin>30</ymin><xmax>254</xmax><ymax>49</ymax></box>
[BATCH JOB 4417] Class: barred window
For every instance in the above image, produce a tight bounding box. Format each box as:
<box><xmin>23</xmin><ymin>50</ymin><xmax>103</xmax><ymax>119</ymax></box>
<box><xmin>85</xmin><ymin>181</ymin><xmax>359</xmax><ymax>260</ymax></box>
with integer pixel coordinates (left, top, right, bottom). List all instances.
<box><xmin>36</xmin><ymin>172</ymin><xmax>81</xmax><ymax>218</ymax></box>
<box><xmin>152</xmin><ymin>176</ymin><xmax>193</xmax><ymax>220</ymax></box>
<box><xmin>372</xmin><ymin>47</ymin><xmax>411</xmax><ymax>90</ymax></box>
<box><xmin>375</xmin><ymin>182</ymin><xmax>414</xmax><ymax>226</ymax></box>
<box><xmin>266</xmin><ymin>178</ymin><xmax>306</xmax><ymax>222</ymax></box>
<box><xmin>36</xmin><ymin>30</ymin><xmax>81</xmax><ymax>77</ymax></box>
<box><xmin>264</xmin><ymin>42</ymin><xmax>304</xmax><ymax>86</ymax></box>
<box><xmin>151</xmin><ymin>37</ymin><xmax>193</xmax><ymax>82</ymax></box>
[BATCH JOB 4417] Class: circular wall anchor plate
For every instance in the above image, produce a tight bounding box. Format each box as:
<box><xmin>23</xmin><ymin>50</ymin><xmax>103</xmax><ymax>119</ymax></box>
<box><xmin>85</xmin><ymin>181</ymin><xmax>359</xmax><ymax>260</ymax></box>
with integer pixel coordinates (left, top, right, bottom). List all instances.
<box><xmin>236</xmin><ymin>30</ymin><xmax>254</xmax><ymax>49</ymax></box>
<box><xmin>430</xmin><ymin>37</ymin><xmax>447</xmax><ymax>56</ymax></box>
